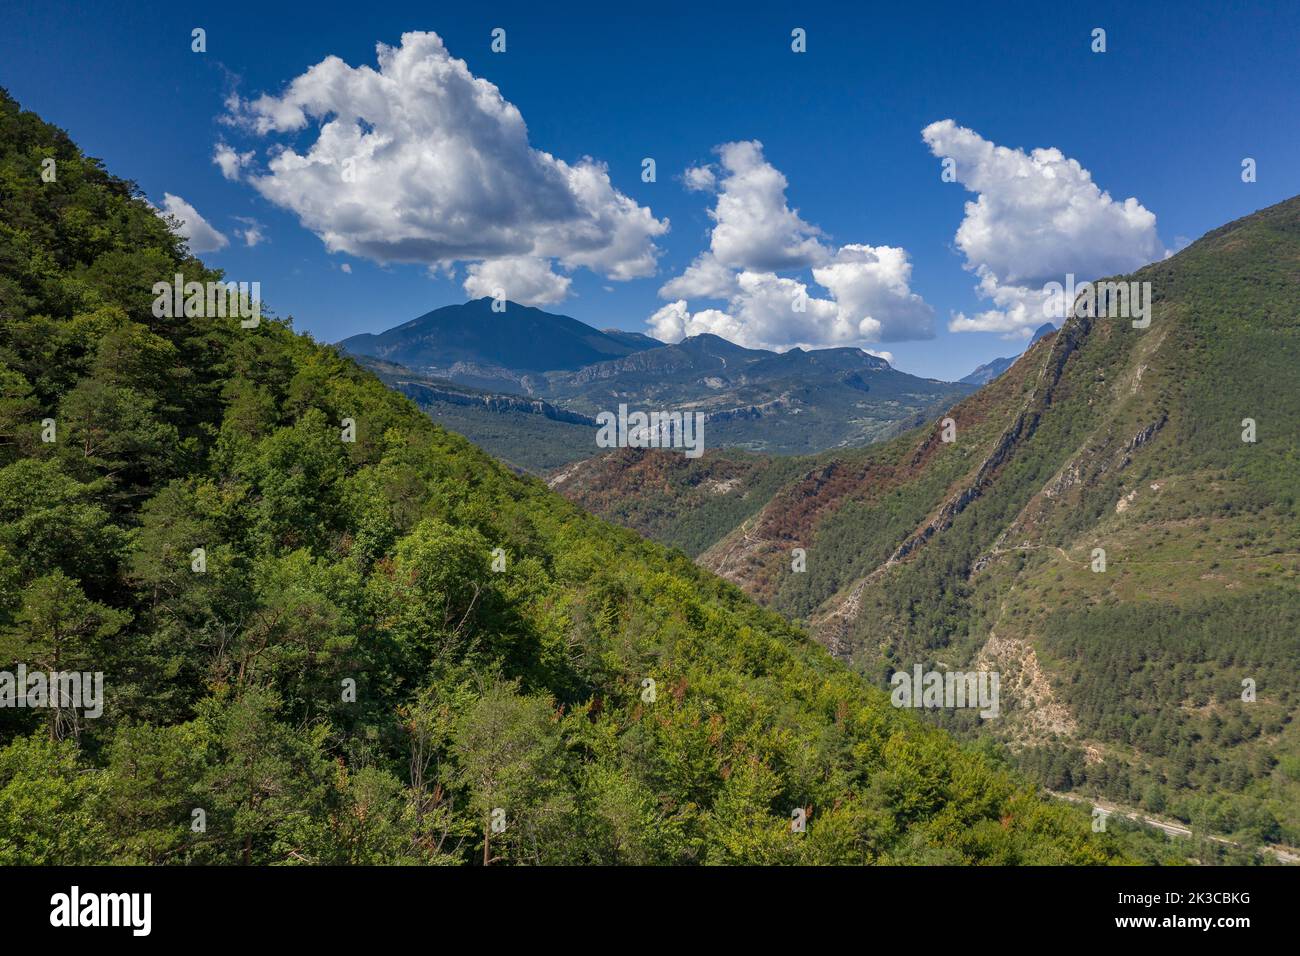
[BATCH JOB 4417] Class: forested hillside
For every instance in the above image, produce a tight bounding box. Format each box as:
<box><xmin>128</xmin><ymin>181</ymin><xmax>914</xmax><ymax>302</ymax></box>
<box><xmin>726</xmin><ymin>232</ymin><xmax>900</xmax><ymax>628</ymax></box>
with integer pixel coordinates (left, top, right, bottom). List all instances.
<box><xmin>562</xmin><ymin>196</ymin><xmax>1300</xmax><ymax>855</ymax></box>
<box><xmin>362</xmin><ymin>357</ymin><xmax>602</xmax><ymax>473</ymax></box>
<box><xmin>550</xmin><ymin>446</ymin><xmax>815</xmax><ymax>557</ymax></box>
<box><xmin>0</xmin><ymin>90</ymin><xmax>1138</xmax><ymax>864</ymax></box>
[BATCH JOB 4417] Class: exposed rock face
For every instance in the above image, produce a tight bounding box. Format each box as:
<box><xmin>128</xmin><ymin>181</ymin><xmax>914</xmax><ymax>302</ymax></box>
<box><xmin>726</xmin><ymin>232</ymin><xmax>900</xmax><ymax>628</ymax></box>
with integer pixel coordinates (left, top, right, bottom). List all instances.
<box><xmin>392</xmin><ymin>380</ymin><xmax>598</xmax><ymax>426</ymax></box>
<box><xmin>975</xmin><ymin>632</ymin><xmax>1079</xmax><ymax>739</ymax></box>
<box><xmin>808</xmin><ymin>314</ymin><xmax>1092</xmax><ymax>649</ymax></box>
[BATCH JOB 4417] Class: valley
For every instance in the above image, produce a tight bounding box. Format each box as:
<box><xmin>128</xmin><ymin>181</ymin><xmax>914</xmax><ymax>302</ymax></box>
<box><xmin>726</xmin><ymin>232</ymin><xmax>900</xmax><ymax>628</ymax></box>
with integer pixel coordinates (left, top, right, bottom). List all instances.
<box><xmin>554</xmin><ymin>198</ymin><xmax>1300</xmax><ymax>854</ymax></box>
<box><xmin>4</xmin><ymin>0</ymin><xmax>1299</xmax><ymax>892</ymax></box>
<box><xmin>0</xmin><ymin>86</ymin><xmax>1138</xmax><ymax>867</ymax></box>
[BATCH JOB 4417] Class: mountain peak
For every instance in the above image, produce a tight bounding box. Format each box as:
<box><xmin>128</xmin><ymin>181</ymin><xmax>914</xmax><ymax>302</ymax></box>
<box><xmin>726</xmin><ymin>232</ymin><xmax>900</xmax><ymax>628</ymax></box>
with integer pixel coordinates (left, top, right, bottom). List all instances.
<box><xmin>339</xmin><ymin>299</ymin><xmax>657</xmax><ymax>372</ymax></box>
<box><xmin>960</xmin><ymin>322</ymin><xmax>1057</xmax><ymax>385</ymax></box>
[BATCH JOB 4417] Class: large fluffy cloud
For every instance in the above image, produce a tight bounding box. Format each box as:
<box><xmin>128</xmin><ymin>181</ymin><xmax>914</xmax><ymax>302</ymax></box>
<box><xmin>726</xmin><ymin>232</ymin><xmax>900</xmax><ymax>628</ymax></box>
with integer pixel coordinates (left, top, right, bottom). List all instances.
<box><xmin>647</xmin><ymin>300</ymin><xmax>748</xmax><ymax>344</ymax></box>
<box><xmin>649</xmin><ymin>253</ymin><xmax>930</xmax><ymax>352</ymax></box>
<box><xmin>652</xmin><ymin>142</ymin><xmax>933</xmax><ymax>349</ymax></box>
<box><xmin>813</xmin><ymin>244</ymin><xmax>934</xmax><ymax>342</ymax></box>
<box><xmin>922</xmin><ymin>120</ymin><xmax>1165</xmax><ymax>336</ymax></box>
<box><xmin>659</xmin><ymin>252</ymin><xmax>740</xmax><ymax>300</ymax></box>
<box><xmin>462</xmin><ymin>257</ymin><xmax>571</xmax><ymax>306</ymax></box>
<box><xmin>701</xmin><ymin>140</ymin><xmax>828</xmax><ymax>272</ymax></box>
<box><xmin>159</xmin><ymin>193</ymin><xmax>228</xmax><ymax>253</ymax></box>
<box><xmin>219</xmin><ymin>31</ymin><xmax>667</xmax><ymax>299</ymax></box>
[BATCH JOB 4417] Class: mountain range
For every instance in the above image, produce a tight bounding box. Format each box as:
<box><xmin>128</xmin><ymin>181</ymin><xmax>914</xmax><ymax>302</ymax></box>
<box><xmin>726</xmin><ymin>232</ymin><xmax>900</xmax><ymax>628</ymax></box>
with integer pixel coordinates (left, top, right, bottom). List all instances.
<box><xmin>340</xmin><ymin>302</ymin><xmax>974</xmax><ymax>467</ymax></box>
<box><xmin>7</xmin><ymin>84</ymin><xmax>1294</xmax><ymax>866</ymax></box>
<box><xmin>0</xmin><ymin>86</ymin><xmax>1145</xmax><ymax>865</ymax></box>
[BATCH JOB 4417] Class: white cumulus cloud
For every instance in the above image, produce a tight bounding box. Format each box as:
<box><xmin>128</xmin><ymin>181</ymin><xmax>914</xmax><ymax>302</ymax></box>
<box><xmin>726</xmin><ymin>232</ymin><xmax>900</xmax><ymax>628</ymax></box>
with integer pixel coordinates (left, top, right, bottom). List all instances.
<box><xmin>648</xmin><ymin>258</ymin><xmax>930</xmax><ymax>353</ymax></box>
<box><xmin>653</xmin><ymin>142</ymin><xmax>933</xmax><ymax>350</ymax></box>
<box><xmin>219</xmin><ymin>31</ymin><xmax>667</xmax><ymax>297</ymax></box>
<box><xmin>682</xmin><ymin>164</ymin><xmax>717</xmax><ymax>192</ymax></box>
<box><xmin>212</xmin><ymin>143</ymin><xmax>254</xmax><ymax>181</ymax></box>
<box><xmin>687</xmin><ymin>140</ymin><xmax>828</xmax><ymax>273</ymax></box>
<box><xmin>648</xmin><ymin>300</ymin><xmax>748</xmax><ymax>344</ymax></box>
<box><xmin>813</xmin><ymin>244</ymin><xmax>935</xmax><ymax>343</ymax></box>
<box><xmin>659</xmin><ymin>252</ymin><xmax>740</xmax><ymax>300</ymax></box>
<box><xmin>922</xmin><ymin>119</ymin><xmax>1165</xmax><ymax>336</ymax></box>
<box><xmin>159</xmin><ymin>193</ymin><xmax>228</xmax><ymax>253</ymax></box>
<box><xmin>462</xmin><ymin>257</ymin><xmax>571</xmax><ymax>306</ymax></box>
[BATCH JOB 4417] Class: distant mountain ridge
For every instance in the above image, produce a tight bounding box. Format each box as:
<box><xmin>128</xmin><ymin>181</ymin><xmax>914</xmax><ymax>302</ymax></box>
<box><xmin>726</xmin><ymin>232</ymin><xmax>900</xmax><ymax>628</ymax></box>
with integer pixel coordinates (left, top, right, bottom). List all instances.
<box><xmin>959</xmin><ymin>322</ymin><xmax>1056</xmax><ymax>385</ymax></box>
<box><xmin>558</xmin><ymin>332</ymin><xmax>762</xmax><ymax>383</ymax></box>
<box><xmin>338</xmin><ymin>297</ymin><xmax>659</xmax><ymax>374</ymax></box>
<box><xmin>339</xmin><ymin>304</ymin><xmax>974</xmax><ymax>463</ymax></box>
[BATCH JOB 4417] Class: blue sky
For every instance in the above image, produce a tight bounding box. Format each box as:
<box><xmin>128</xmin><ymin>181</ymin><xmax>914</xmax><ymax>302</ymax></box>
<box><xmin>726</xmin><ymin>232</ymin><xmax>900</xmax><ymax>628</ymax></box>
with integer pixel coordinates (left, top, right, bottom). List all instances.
<box><xmin>2</xmin><ymin>0</ymin><xmax>1298</xmax><ymax>380</ymax></box>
